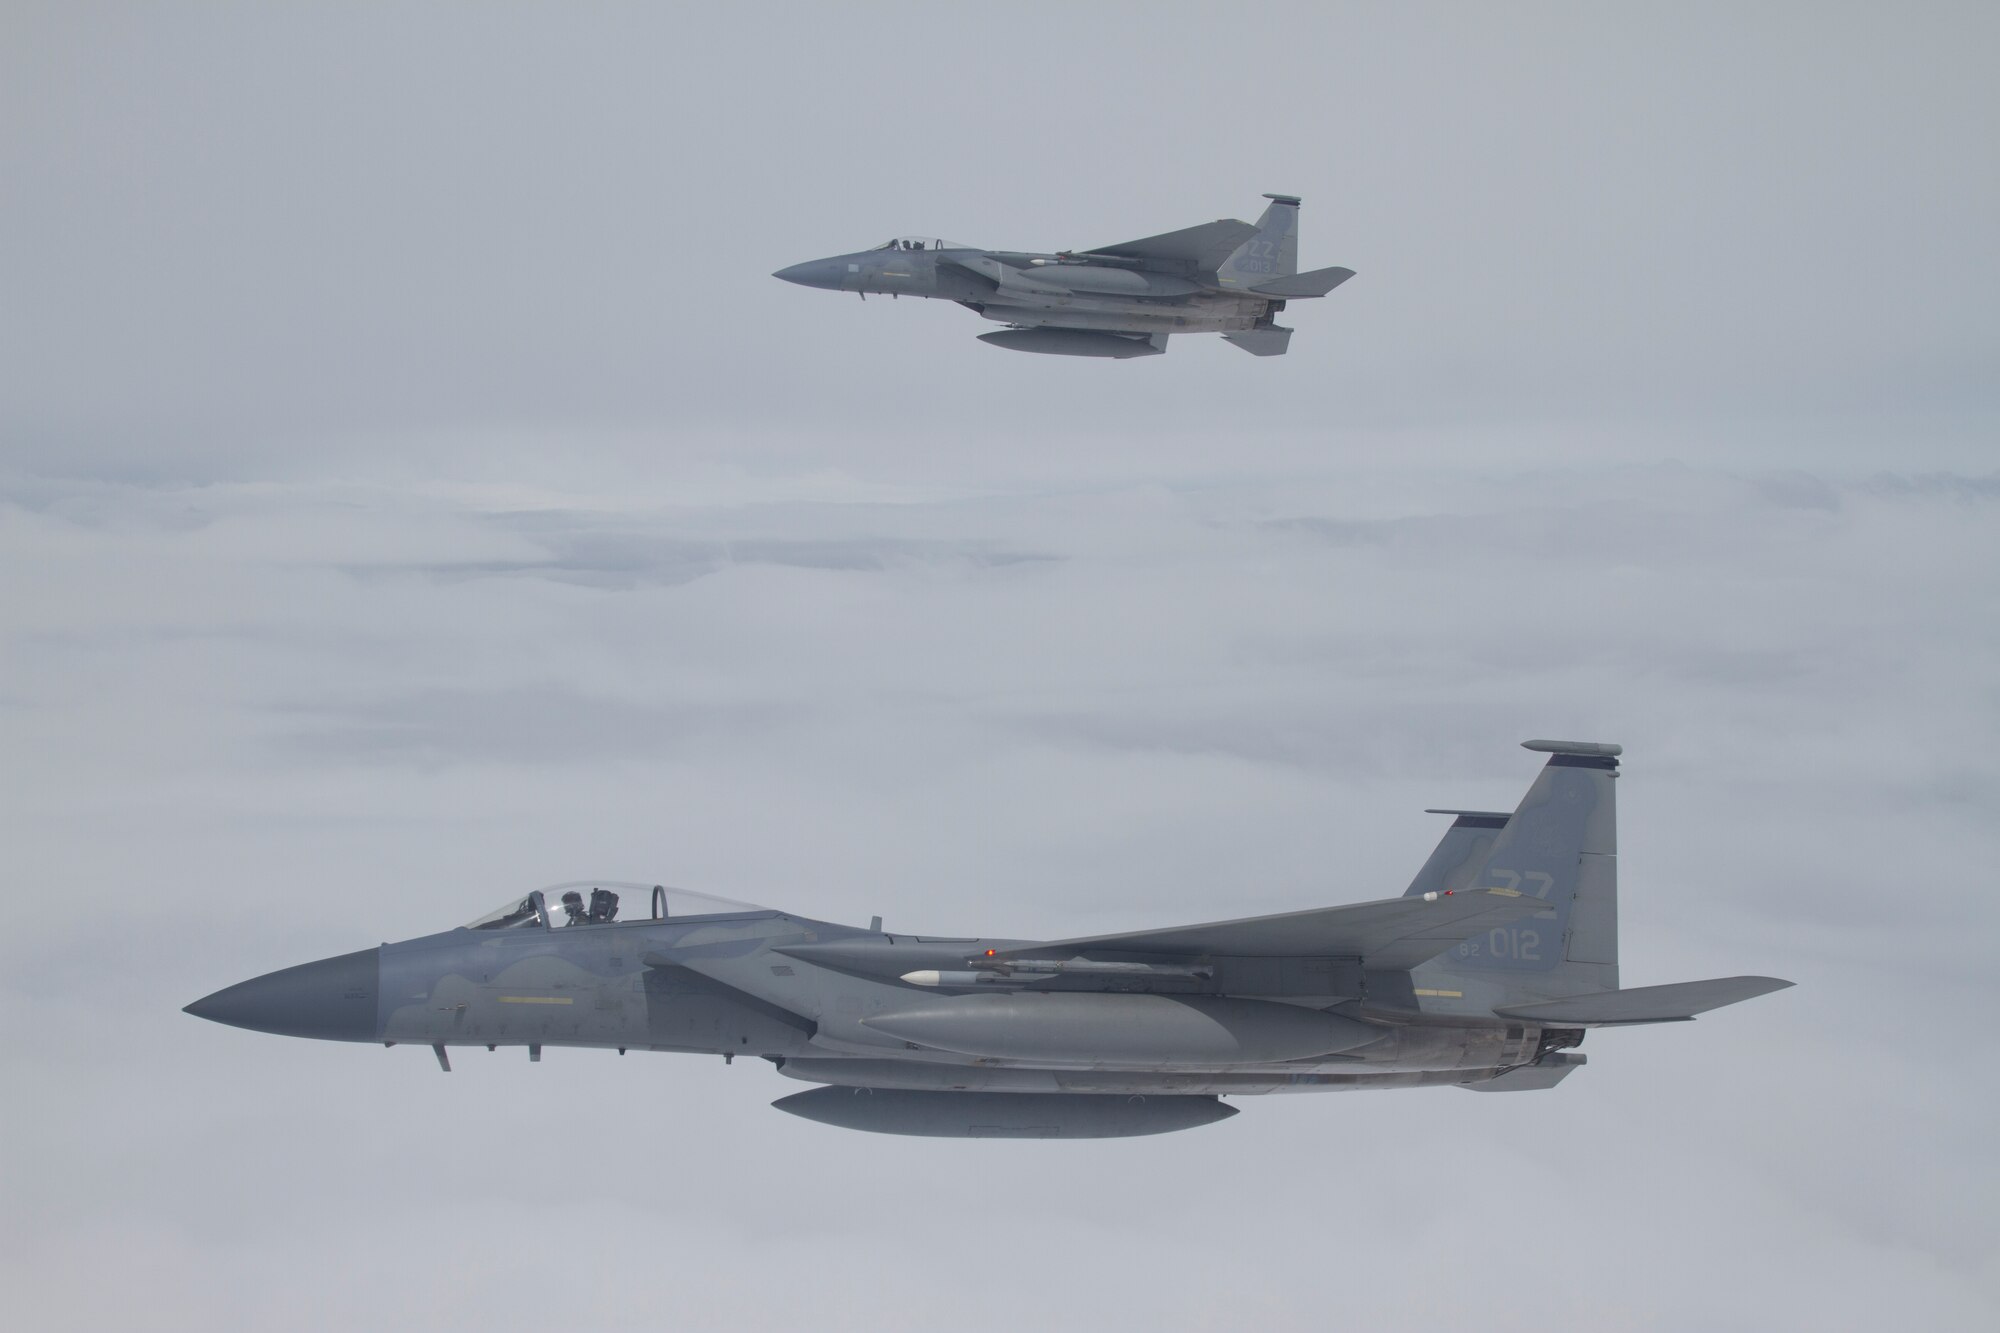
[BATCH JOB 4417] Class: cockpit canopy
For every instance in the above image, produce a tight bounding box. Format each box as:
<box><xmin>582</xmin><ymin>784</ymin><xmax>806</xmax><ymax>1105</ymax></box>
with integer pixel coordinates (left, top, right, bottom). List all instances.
<box><xmin>461</xmin><ymin>880</ymin><xmax>762</xmax><ymax>931</ymax></box>
<box><xmin>873</xmin><ymin>236</ymin><xmax>968</xmax><ymax>252</ymax></box>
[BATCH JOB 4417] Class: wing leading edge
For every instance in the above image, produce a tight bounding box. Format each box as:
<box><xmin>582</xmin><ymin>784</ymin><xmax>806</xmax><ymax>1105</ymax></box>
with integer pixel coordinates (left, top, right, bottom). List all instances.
<box><xmin>1083</xmin><ymin>218</ymin><xmax>1259</xmax><ymax>269</ymax></box>
<box><xmin>988</xmin><ymin>889</ymin><xmax>1553</xmax><ymax>971</ymax></box>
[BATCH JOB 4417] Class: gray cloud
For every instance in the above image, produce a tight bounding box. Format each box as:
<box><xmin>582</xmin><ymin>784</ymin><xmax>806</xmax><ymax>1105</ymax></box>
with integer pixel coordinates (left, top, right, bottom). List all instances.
<box><xmin>8</xmin><ymin>456</ymin><xmax>1996</xmax><ymax>1328</ymax></box>
<box><xmin>353</xmin><ymin>516</ymin><xmax>1056</xmax><ymax>591</ymax></box>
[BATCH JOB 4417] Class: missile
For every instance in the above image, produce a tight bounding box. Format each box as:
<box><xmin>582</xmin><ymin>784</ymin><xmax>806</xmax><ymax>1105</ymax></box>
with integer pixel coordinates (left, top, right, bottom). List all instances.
<box><xmin>775</xmin><ymin>937</ymin><xmax>1030</xmax><ymax>982</ymax></box>
<box><xmin>900</xmin><ymin>959</ymin><xmax>1213</xmax><ymax>987</ymax></box>
<box><xmin>988</xmin><ymin>958</ymin><xmax>1213</xmax><ymax>980</ymax></box>
<box><xmin>1051</xmin><ymin>250</ymin><xmax>1149</xmax><ymax>268</ymax></box>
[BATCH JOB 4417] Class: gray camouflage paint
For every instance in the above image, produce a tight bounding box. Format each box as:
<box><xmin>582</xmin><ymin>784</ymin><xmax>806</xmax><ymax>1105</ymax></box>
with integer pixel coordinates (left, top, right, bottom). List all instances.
<box><xmin>186</xmin><ymin>742</ymin><xmax>1791</xmax><ymax>1136</ymax></box>
<box><xmin>772</xmin><ymin>195</ymin><xmax>1355</xmax><ymax>357</ymax></box>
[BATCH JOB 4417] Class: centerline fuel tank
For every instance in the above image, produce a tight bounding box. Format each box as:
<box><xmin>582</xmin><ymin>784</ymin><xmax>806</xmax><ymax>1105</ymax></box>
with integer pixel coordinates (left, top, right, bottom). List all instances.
<box><xmin>772</xmin><ymin>1086</ymin><xmax>1237</xmax><ymax>1139</ymax></box>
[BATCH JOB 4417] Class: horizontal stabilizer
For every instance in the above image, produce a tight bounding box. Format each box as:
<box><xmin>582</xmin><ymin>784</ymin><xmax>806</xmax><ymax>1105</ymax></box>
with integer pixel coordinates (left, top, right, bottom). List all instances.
<box><xmin>1495</xmin><ymin>976</ymin><xmax>1793</xmax><ymax>1026</ymax></box>
<box><xmin>1222</xmin><ymin>327</ymin><xmax>1292</xmax><ymax>357</ymax></box>
<box><xmin>990</xmin><ymin>888</ymin><xmax>1554</xmax><ymax>971</ymax></box>
<box><xmin>1249</xmin><ymin>265</ymin><xmax>1356</xmax><ymax>299</ymax></box>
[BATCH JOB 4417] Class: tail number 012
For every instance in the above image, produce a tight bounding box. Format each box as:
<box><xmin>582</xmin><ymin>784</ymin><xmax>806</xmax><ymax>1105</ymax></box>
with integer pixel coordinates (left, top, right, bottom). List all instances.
<box><xmin>1457</xmin><ymin>928</ymin><xmax>1543</xmax><ymax>962</ymax></box>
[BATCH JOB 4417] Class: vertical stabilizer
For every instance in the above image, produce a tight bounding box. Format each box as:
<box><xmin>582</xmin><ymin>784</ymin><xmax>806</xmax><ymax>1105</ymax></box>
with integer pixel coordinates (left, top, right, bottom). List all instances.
<box><xmin>1403</xmin><ymin>811</ymin><xmax>1511</xmax><ymax>898</ymax></box>
<box><xmin>1423</xmin><ymin>741</ymin><xmax>1620</xmax><ymax>999</ymax></box>
<box><xmin>1216</xmin><ymin>194</ymin><xmax>1299</xmax><ymax>285</ymax></box>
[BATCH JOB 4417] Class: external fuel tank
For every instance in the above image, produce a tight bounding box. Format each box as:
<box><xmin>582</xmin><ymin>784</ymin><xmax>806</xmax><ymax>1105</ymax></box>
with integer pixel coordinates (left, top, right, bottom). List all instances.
<box><xmin>772</xmin><ymin>1086</ymin><xmax>1238</xmax><ymax>1139</ymax></box>
<box><xmin>860</xmin><ymin>993</ymin><xmax>1377</xmax><ymax>1067</ymax></box>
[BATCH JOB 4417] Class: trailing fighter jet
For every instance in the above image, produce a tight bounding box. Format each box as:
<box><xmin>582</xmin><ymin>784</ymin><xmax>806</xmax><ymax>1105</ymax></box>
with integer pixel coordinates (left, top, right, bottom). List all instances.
<box><xmin>185</xmin><ymin>741</ymin><xmax>1790</xmax><ymax>1139</ymax></box>
<box><xmin>772</xmin><ymin>194</ymin><xmax>1354</xmax><ymax>358</ymax></box>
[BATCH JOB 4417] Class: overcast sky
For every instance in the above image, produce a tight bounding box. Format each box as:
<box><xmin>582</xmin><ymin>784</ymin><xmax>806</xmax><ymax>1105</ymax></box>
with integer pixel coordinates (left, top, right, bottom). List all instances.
<box><xmin>4</xmin><ymin>4</ymin><xmax>1996</xmax><ymax>1329</ymax></box>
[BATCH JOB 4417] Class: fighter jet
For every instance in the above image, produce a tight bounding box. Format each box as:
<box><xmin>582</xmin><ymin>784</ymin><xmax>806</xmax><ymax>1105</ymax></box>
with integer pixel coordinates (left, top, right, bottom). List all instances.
<box><xmin>186</xmin><ymin>741</ymin><xmax>1791</xmax><ymax>1138</ymax></box>
<box><xmin>772</xmin><ymin>194</ymin><xmax>1353</xmax><ymax>358</ymax></box>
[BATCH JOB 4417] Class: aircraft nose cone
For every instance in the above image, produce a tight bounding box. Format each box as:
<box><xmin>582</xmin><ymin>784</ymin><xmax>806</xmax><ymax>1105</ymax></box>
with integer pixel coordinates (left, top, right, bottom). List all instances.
<box><xmin>184</xmin><ymin>947</ymin><xmax>381</xmax><ymax>1042</ymax></box>
<box><xmin>773</xmin><ymin>259</ymin><xmax>842</xmax><ymax>290</ymax></box>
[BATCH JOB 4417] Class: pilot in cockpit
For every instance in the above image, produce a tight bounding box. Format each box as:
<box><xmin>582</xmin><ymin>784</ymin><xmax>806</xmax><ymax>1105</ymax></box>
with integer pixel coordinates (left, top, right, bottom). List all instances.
<box><xmin>560</xmin><ymin>890</ymin><xmax>589</xmax><ymax>927</ymax></box>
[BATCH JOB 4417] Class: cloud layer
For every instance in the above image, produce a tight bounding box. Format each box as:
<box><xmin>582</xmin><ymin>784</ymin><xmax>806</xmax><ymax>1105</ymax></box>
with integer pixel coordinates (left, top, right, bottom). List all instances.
<box><xmin>7</xmin><ymin>456</ymin><xmax>1996</xmax><ymax>1330</ymax></box>
<box><xmin>4</xmin><ymin>4</ymin><xmax>1996</xmax><ymax>1329</ymax></box>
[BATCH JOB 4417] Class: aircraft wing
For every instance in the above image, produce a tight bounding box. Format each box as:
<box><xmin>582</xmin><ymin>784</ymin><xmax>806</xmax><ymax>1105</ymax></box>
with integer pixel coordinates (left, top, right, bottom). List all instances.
<box><xmin>988</xmin><ymin>889</ymin><xmax>1553</xmax><ymax>970</ymax></box>
<box><xmin>1084</xmin><ymin>218</ymin><xmax>1259</xmax><ymax>269</ymax></box>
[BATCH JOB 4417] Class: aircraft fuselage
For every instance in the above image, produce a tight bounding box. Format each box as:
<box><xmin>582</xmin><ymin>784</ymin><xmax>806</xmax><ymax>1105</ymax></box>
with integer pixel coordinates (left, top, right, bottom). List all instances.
<box><xmin>188</xmin><ymin>904</ymin><xmax>1570</xmax><ymax>1096</ymax></box>
<box><xmin>777</xmin><ymin>245</ymin><xmax>1276</xmax><ymax>335</ymax></box>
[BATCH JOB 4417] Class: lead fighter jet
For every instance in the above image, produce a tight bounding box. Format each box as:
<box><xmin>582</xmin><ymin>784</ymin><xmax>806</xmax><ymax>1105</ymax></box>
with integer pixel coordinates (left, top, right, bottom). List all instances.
<box><xmin>186</xmin><ymin>742</ymin><xmax>1791</xmax><ymax>1138</ymax></box>
<box><xmin>773</xmin><ymin>194</ymin><xmax>1354</xmax><ymax>358</ymax></box>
